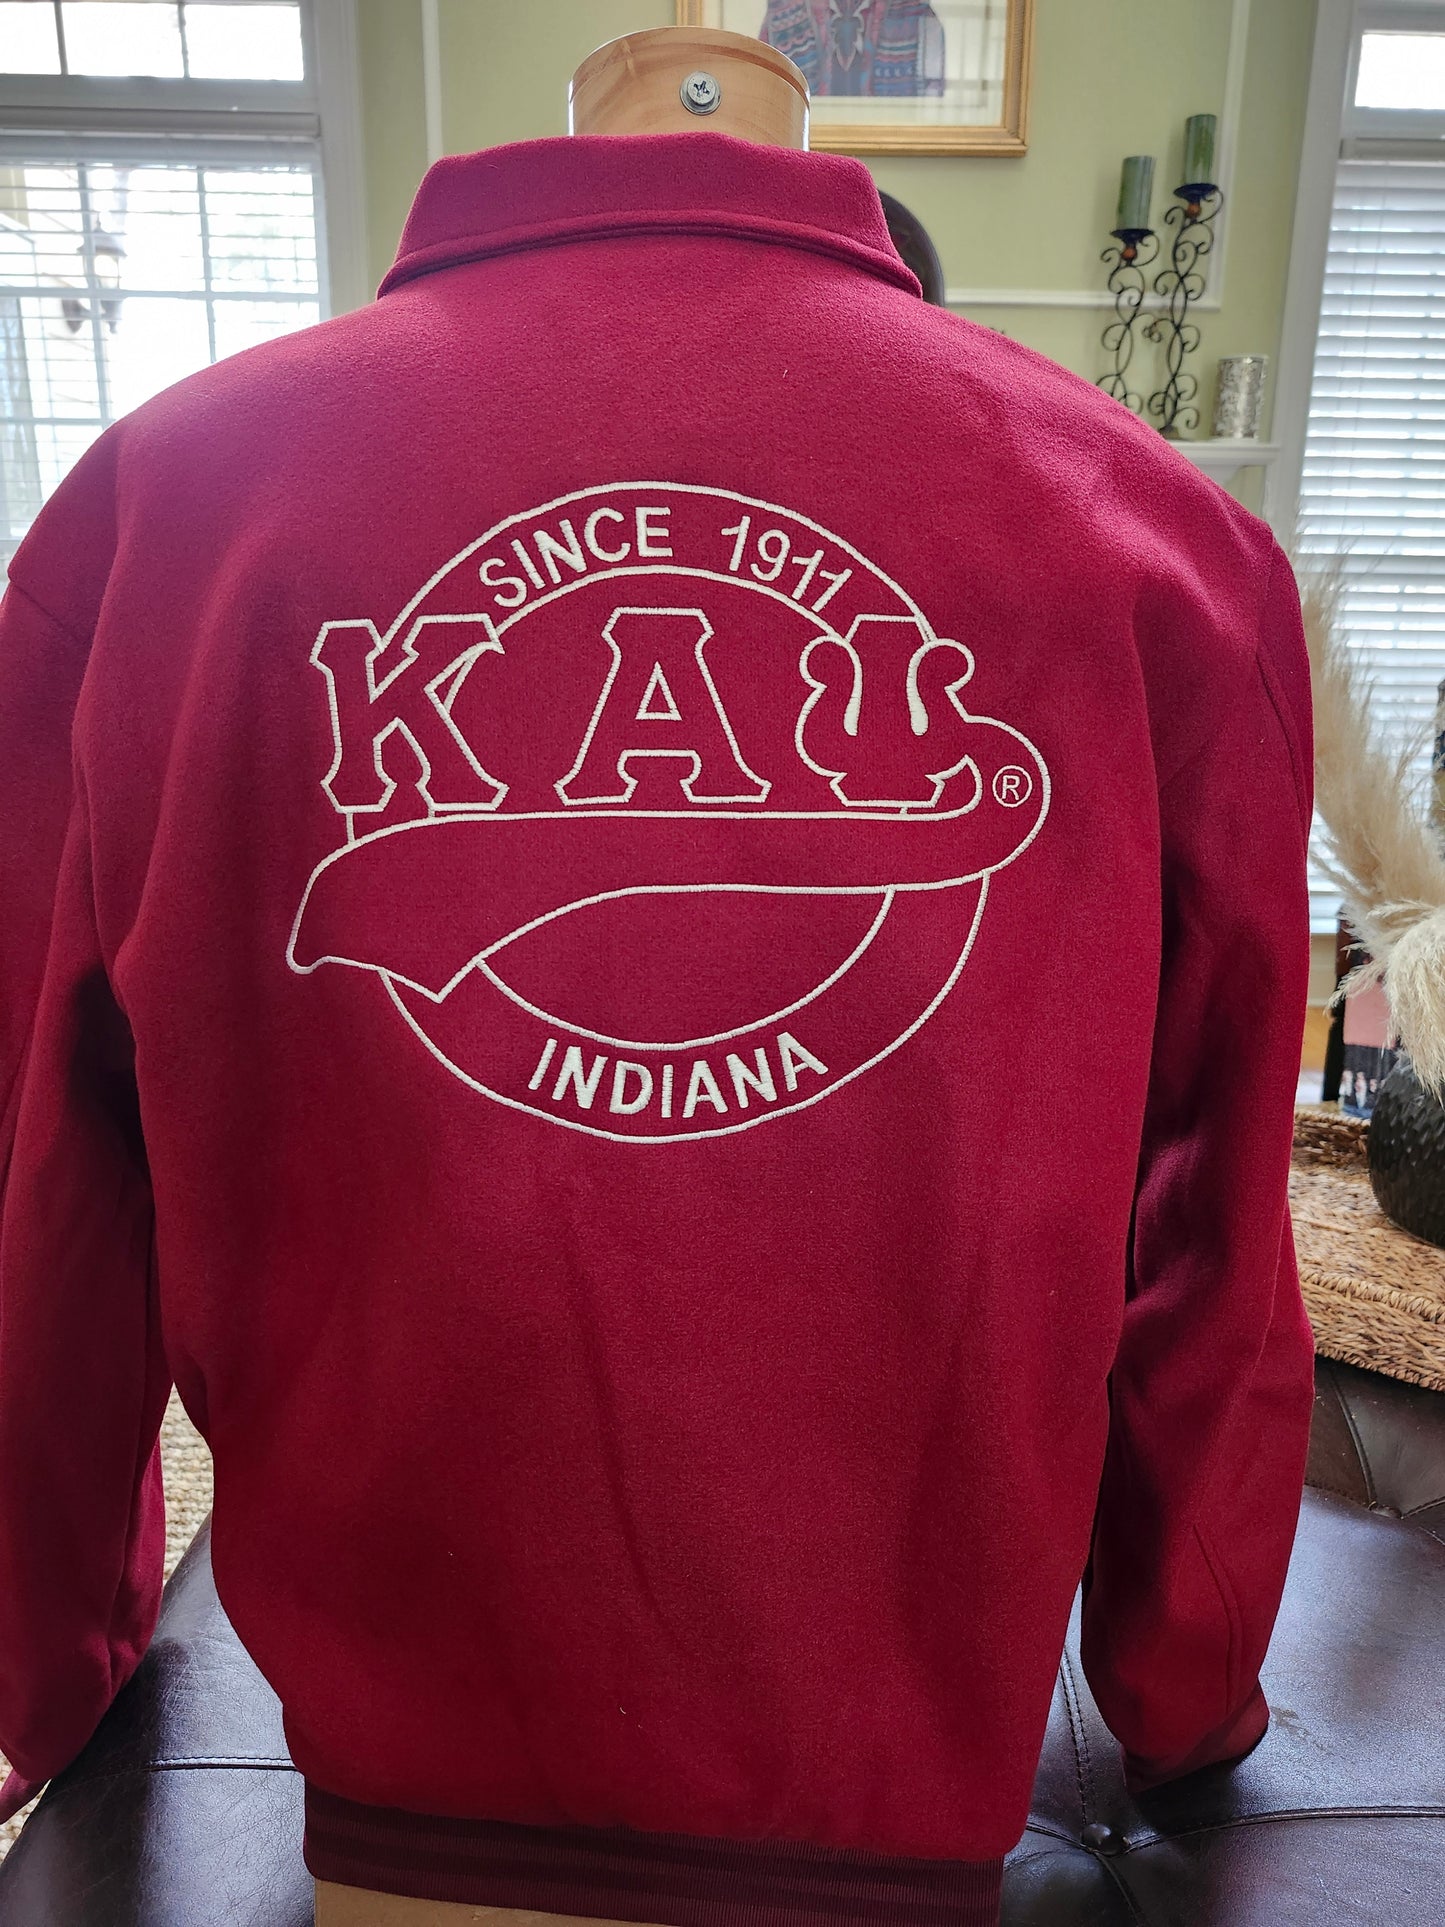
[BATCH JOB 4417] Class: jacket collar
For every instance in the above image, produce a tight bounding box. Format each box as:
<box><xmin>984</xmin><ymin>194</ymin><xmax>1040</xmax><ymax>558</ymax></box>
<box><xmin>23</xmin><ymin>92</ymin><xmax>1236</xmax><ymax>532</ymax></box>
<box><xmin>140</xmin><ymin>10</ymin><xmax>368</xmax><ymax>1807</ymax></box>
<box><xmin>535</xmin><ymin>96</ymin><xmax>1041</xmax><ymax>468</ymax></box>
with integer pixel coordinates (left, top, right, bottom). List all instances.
<box><xmin>378</xmin><ymin>132</ymin><xmax>920</xmax><ymax>299</ymax></box>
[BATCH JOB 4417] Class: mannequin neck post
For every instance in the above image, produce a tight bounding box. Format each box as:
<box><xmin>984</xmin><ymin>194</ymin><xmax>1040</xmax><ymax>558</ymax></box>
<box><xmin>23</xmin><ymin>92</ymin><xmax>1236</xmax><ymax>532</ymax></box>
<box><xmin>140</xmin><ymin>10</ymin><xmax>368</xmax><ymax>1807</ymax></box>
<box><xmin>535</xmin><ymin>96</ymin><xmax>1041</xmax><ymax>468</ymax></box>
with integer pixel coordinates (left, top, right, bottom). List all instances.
<box><xmin>570</xmin><ymin>28</ymin><xmax>809</xmax><ymax>149</ymax></box>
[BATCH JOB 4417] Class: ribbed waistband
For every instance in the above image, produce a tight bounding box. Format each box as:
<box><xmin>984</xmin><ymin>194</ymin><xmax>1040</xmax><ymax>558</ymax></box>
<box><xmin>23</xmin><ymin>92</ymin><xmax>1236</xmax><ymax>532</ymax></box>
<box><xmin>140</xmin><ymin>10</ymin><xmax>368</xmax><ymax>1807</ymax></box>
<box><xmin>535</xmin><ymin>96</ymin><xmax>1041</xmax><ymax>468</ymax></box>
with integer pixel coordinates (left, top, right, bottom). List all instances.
<box><xmin>304</xmin><ymin>1785</ymin><xmax>1005</xmax><ymax>1927</ymax></box>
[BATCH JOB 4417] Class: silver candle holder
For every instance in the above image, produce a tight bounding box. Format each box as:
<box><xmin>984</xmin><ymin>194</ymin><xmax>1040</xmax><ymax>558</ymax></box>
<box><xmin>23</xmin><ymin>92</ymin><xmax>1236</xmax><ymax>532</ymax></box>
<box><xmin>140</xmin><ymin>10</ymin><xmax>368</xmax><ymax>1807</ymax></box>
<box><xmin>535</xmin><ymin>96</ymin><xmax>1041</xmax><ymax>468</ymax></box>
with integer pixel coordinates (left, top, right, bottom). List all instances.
<box><xmin>1212</xmin><ymin>355</ymin><xmax>1269</xmax><ymax>439</ymax></box>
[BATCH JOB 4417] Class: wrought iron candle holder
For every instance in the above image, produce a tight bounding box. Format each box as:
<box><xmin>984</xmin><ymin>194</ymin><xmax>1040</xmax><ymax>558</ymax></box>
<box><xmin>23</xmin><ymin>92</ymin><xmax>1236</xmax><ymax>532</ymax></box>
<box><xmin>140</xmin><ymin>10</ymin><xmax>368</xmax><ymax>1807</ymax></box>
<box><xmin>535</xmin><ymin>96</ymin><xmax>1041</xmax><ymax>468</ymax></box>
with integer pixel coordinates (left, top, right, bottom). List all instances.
<box><xmin>1097</xmin><ymin>226</ymin><xmax>1159</xmax><ymax>415</ymax></box>
<box><xmin>1143</xmin><ymin>181</ymin><xmax>1223</xmax><ymax>437</ymax></box>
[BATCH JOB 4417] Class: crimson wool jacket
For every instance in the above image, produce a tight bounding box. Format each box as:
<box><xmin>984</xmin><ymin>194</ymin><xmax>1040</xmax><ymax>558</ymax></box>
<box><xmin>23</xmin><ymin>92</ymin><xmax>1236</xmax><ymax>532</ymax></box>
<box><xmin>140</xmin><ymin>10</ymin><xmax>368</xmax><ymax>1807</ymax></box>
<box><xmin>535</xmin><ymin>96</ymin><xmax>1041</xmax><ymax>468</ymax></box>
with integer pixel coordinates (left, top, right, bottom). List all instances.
<box><xmin>0</xmin><ymin>134</ymin><xmax>1313</xmax><ymax>1926</ymax></box>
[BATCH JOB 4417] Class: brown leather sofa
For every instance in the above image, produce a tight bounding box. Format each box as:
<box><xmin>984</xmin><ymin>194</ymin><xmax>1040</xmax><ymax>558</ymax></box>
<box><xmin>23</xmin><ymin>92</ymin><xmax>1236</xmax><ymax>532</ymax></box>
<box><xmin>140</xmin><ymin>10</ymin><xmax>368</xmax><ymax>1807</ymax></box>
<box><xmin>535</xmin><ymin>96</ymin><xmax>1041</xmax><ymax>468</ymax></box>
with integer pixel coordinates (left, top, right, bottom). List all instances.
<box><xmin>3</xmin><ymin>1357</ymin><xmax>1443</xmax><ymax>1926</ymax></box>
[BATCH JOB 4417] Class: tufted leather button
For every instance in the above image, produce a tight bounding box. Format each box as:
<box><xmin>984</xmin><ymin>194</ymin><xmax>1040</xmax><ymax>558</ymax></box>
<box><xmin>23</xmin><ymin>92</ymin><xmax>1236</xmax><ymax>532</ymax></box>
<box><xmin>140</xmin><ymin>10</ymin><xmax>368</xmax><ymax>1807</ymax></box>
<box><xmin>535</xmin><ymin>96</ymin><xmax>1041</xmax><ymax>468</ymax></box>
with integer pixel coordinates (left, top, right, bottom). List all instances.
<box><xmin>1080</xmin><ymin>1822</ymin><xmax>1125</xmax><ymax>1854</ymax></box>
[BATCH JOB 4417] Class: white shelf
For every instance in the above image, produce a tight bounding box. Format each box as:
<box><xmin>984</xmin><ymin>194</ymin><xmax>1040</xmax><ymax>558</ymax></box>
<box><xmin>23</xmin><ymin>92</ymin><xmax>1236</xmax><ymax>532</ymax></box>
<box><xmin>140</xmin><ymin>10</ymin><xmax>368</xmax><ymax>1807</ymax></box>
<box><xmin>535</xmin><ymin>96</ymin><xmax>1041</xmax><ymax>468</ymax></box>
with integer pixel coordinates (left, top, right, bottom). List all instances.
<box><xmin>1171</xmin><ymin>438</ymin><xmax>1280</xmax><ymax>486</ymax></box>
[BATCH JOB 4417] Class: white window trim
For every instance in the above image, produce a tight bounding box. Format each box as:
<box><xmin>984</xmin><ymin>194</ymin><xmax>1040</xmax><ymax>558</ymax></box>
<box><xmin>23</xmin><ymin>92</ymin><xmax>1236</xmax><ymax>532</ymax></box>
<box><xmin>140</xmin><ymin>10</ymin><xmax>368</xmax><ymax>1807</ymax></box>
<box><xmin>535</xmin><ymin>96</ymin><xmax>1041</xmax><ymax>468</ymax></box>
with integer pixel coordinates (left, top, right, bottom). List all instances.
<box><xmin>420</xmin><ymin>0</ymin><xmax>442</xmax><ymax>167</ymax></box>
<box><xmin>1273</xmin><ymin>0</ymin><xmax>1445</xmax><ymax>931</ymax></box>
<box><xmin>1269</xmin><ymin>0</ymin><xmax>1445</xmax><ymax>533</ymax></box>
<box><xmin>0</xmin><ymin>0</ymin><xmax>369</xmax><ymax>318</ymax></box>
<box><xmin>312</xmin><ymin>0</ymin><xmax>367</xmax><ymax>316</ymax></box>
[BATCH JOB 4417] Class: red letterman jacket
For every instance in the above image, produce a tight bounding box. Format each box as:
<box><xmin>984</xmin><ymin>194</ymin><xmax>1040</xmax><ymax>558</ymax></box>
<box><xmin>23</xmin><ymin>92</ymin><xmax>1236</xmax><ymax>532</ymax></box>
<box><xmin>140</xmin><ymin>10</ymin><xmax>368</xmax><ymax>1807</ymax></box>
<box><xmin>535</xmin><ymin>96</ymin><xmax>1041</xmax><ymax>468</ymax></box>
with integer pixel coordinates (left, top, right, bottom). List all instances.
<box><xmin>0</xmin><ymin>134</ymin><xmax>1314</xmax><ymax>1926</ymax></box>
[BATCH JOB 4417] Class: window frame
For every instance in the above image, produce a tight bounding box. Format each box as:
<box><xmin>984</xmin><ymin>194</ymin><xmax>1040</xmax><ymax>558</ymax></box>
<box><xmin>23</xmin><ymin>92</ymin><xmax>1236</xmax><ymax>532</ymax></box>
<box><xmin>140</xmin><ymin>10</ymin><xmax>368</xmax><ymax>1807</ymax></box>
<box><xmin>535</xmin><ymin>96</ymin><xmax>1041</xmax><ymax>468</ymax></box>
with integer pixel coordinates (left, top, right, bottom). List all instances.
<box><xmin>1272</xmin><ymin>0</ymin><xmax>1445</xmax><ymax>933</ymax></box>
<box><xmin>1272</xmin><ymin>0</ymin><xmax>1445</xmax><ymax>530</ymax></box>
<box><xmin>0</xmin><ymin>0</ymin><xmax>366</xmax><ymax>317</ymax></box>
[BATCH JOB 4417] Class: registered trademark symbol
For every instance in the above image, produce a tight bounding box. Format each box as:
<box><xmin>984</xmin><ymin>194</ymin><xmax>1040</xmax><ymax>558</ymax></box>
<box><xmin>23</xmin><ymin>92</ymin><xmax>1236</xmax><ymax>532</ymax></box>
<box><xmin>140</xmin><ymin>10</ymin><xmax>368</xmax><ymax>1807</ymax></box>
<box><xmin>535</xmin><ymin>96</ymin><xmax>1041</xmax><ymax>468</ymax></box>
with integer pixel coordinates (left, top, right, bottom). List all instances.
<box><xmin>993</xmin><ymin>765</ymin><xmax>1033</xmax><ymax>807</ymax></box>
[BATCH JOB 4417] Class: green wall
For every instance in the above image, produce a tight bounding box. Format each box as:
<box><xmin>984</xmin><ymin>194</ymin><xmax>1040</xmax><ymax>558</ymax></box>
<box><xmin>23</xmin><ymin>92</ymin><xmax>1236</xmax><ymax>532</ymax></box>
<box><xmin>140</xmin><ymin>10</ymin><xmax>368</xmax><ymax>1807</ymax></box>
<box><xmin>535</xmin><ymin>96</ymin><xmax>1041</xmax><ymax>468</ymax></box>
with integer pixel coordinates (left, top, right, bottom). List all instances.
<box><xmin>356</xmin><ymin>0</ymin><xmax>673</xmax><ymax>295</ymax></box>
<box><xmin>354</xmin><ymin>0</ymin><xmax>1317</xmax><ymax>497</ymax></box>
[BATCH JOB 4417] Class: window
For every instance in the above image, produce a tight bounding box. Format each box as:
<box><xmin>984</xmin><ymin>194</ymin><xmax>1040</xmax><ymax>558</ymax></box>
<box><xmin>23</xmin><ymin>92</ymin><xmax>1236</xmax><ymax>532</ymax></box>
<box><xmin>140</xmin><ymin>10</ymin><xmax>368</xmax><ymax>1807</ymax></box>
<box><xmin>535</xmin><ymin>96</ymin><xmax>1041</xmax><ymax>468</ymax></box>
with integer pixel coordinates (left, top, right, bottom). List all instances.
<box><xmin>1296</xmin><ymin>3</ymin><xmax>1445</xmax><ymax>929</ymax></box>
<box><xmin>0</xmin><ymin>0</ymin><xmax>357</xmax><ymax>570</ymax></box>
<box><xmin>1356</xmin><ymin>29</ymin><xmax>1445</xmax><ymax>110</ymax></box>
<box><xmin>0</xmin><ymin>3</ymin><xmax>305</xmax><ymax>79</ymax></box>
<box><xmin>1299</xmin><ymin>159</ymin><xmax>1445</xmax><ymax>771</ymax></box>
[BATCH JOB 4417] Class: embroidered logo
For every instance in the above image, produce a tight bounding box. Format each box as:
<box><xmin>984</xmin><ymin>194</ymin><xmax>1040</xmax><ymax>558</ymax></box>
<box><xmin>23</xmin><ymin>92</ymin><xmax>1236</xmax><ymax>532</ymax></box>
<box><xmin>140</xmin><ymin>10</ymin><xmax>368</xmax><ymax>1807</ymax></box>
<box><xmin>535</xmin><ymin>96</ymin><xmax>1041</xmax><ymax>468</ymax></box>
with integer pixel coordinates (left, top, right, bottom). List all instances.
<box><xmin>287</xmin><ymin>483</ymin><xmax>1049</xmax><ymax>1142</ymax></box>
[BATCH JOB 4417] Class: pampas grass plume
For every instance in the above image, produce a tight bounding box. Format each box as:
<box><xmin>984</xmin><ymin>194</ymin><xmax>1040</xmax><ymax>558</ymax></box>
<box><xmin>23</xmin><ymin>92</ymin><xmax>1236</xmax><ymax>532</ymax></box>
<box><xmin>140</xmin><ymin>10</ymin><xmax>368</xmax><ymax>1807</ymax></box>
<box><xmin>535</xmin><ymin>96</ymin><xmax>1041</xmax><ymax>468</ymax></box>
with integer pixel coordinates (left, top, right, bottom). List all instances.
<box><xmin>1298</xmin><ymin>559</ymin><xmax>1445</xmax><ymax>1096</ymax></box>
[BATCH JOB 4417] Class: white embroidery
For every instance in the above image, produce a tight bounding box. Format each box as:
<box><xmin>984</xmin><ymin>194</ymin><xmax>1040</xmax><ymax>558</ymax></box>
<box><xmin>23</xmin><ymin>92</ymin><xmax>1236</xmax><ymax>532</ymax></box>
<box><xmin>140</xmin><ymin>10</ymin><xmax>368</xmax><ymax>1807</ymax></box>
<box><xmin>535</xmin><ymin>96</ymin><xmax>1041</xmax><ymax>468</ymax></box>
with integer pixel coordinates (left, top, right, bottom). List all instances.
<box><xmin>311</xmin><ymin>612</ymin><xmax>507</xmax><ymax>820</ymax></box>
<box><xmin>795</xmin><ymin>616</ymin><xmax>978</xmax><ymax>811</ymax></box>
<box><xmin>554</xmin><ymin>608</ymin><xmax>770</xmax><ymax>807</ymax></box>
<box><xmin>288</xmin><ymin>482</ymin><xmax>1051</xmax><ymax>1142</ymax></box>
<box><xmin>636</xmin><ymin>663</ymin><xmax>681</xmax><ymax>722</ymax></box>
<box><xmin>378</xmin><ymin>886</ymin><xmax>991</xmax><ymax>1147</ymax></box>
<box><xmin>474</xmin><ymin>891</ymin><xmax>895</xmax><ymax>1053</ymax></box>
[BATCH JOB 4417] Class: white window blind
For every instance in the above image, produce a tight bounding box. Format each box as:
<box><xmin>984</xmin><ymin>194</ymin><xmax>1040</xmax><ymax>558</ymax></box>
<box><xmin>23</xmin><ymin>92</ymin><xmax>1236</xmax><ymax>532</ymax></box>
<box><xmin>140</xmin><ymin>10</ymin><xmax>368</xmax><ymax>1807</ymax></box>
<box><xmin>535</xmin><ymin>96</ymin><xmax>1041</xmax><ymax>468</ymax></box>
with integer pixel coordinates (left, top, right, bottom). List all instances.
<box><xmin>1</xmin><ymin>152</ymin><xmax>320</xmax><ymax>564</ymax></box>
<box><xmin>1297</xmin><ymin>155</ymin><xmax>1445</xmax><ymax>930</ymax></box>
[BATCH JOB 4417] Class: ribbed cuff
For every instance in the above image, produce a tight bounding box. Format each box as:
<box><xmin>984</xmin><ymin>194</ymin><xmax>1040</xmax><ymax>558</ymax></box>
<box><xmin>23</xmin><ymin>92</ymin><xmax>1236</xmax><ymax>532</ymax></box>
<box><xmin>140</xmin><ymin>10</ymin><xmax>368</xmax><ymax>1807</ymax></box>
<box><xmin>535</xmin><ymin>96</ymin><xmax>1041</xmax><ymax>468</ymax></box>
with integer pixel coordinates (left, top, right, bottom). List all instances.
<box><xmin>305</xmin><ymin>1785</ymin><xmax>1004</xmax><ymax>1927</ymax></box>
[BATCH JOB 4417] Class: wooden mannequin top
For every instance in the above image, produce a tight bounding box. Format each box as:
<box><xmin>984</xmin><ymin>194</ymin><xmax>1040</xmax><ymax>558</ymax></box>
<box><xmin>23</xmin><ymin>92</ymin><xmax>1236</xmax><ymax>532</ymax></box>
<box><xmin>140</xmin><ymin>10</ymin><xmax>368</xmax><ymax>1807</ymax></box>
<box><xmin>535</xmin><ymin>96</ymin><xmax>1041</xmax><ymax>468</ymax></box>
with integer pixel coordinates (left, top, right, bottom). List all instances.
<box><xmin>570</xmin><ymin>27</ymin><xmax>809</xmax><ymax>149</ymax></box>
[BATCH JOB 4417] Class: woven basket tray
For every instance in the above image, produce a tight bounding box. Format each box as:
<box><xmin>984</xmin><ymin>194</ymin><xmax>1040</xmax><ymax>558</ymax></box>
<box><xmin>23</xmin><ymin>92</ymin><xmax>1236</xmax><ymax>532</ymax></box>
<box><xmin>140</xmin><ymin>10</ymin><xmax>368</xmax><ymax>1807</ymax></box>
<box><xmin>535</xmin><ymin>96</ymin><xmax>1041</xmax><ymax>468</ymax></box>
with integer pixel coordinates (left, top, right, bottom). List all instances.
<box><xmin>1292</xmin><ymin>1105</ymin><xmax>1445</xmax><ymax>1392</ymax></box>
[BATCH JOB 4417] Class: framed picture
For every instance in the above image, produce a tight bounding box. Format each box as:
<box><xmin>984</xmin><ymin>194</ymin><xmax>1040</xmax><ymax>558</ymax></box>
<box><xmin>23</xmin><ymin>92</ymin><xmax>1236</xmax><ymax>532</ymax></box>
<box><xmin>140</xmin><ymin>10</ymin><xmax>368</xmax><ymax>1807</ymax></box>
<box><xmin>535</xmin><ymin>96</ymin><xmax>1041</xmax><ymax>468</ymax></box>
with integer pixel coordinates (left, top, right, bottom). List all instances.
<box><xmin>675</xmin><ymin>0</ymin><xmax>1033</xmax><ymax>155</ymax></box>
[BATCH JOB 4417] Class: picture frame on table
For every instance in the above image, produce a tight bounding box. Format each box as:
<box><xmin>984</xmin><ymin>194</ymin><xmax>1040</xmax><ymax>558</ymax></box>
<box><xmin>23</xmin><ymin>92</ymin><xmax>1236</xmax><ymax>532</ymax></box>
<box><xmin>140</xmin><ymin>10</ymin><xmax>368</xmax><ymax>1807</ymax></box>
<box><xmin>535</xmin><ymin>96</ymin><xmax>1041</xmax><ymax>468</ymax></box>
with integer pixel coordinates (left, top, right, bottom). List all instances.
<box><xmin>674</xmin><ymin>0</ymin><xmax>1033</xmax><ymax>155</ymax></box>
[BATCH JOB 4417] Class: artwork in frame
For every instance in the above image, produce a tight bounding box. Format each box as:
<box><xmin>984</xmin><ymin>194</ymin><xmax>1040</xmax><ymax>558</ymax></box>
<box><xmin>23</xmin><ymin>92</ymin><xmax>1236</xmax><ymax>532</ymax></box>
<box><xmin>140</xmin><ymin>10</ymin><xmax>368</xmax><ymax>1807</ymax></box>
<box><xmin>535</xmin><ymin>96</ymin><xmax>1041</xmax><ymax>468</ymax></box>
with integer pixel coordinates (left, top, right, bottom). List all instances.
<box><xmin>674</xmin><ymin>0</ymin><xmax>1033</xmax><ymax>154</ymax></box>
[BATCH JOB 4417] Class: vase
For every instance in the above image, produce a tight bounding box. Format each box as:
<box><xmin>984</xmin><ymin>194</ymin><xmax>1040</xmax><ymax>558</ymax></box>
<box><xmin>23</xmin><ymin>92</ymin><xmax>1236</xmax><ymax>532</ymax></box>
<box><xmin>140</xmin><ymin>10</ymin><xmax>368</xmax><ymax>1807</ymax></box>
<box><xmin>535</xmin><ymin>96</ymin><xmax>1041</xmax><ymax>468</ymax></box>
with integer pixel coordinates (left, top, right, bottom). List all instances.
<box><xmin>1367</xmin><ymin>1057</ymin><xmax>1445</xmax><ymax>1248</ymax></box>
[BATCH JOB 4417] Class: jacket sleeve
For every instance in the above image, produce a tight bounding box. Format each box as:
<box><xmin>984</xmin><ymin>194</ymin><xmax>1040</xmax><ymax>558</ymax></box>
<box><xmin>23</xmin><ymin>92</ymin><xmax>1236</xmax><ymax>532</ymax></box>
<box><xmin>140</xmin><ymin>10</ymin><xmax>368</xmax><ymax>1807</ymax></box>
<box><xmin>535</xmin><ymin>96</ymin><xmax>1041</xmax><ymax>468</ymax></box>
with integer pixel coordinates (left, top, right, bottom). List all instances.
<box><xmin>0</xmin><ymin>581</ymin><xmax>170</xmax><ymax>1822</ymax></box>
<box><xmin>1080</xmin><ymin>541</ymin><xmax>1316</xmax><ymax>1793</ymax></box>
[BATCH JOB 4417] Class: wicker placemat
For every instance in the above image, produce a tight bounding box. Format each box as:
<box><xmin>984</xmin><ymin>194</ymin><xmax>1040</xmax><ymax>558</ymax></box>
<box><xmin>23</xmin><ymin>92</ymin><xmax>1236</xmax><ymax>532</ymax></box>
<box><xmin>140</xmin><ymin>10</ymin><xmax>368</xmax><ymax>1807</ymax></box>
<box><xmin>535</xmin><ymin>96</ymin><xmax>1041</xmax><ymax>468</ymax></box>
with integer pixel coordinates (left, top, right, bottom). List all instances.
<box><xmin>1292</xmin><ymin>1104</ymin><xmax>1445</xmax><ymax>1393</ymax></box>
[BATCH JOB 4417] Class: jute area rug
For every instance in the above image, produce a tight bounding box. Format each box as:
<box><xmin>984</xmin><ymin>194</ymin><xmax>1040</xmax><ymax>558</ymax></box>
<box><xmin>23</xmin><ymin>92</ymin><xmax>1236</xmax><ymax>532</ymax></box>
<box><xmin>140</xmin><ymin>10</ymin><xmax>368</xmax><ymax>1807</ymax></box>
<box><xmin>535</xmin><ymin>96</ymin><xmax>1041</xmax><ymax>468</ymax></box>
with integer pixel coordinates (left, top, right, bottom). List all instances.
<box><xmin>0</xmin><ymin>1392</ymin><xmax>212</xmax><ymax>1858</ymax></box>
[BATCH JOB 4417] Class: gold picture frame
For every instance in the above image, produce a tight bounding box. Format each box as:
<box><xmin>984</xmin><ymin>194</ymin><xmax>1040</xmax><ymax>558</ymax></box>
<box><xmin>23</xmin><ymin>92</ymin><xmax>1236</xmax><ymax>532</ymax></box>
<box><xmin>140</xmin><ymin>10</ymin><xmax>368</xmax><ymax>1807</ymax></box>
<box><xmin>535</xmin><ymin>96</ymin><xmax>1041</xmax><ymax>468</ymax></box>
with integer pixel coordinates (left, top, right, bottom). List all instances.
<box><xmin>674</xmin><ymin>0</ymin><xmax>1033</xmax><ymax>155</ymax></box>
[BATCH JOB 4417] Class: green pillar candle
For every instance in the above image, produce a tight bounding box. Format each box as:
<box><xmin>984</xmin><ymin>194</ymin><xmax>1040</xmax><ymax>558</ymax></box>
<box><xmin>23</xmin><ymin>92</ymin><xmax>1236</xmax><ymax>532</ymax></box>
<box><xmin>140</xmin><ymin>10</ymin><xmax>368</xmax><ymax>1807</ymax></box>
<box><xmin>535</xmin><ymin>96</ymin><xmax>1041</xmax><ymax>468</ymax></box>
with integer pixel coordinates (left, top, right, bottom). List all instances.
<box><xmin>1182</xmin><ymin>113</ymin><xmax>1217</xmax><ymax>187</ymax></box>
<box><xmin>1116</xmin><ymin>154</ymin><xmax>1154</xmax><ymax>232</ymax></box>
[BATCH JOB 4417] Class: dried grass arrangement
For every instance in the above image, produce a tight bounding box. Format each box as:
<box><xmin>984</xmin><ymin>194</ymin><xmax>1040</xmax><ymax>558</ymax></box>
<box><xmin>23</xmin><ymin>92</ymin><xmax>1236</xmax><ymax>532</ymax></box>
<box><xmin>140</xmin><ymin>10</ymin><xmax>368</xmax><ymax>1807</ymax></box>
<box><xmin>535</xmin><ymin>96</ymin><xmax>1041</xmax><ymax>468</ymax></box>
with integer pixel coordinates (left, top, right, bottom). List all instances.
<box><xmin>1300</xmin><ymin>560</ymin><xmax>1445</xmax><ymax>1096</ymax></box>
